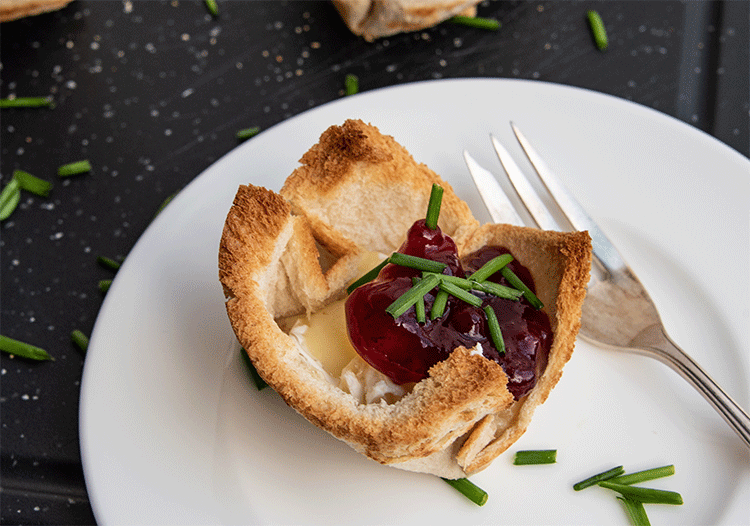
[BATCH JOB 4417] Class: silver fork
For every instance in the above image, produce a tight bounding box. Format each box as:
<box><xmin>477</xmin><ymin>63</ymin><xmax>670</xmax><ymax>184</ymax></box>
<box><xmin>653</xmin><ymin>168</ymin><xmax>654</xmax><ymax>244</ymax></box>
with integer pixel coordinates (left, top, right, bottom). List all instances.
<box><xmin>464</xmin><ymin>123</ymin><xmax>750</xmax><ymax>449</ymax></box>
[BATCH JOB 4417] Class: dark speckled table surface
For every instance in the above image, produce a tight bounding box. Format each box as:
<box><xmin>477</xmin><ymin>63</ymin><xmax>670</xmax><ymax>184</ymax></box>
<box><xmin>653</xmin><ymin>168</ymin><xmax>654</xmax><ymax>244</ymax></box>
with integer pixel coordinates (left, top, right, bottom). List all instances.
<box><xmin>1</xmin><ymin>1</ymin><xmax>748</xmax><ymax>524</ymax></box>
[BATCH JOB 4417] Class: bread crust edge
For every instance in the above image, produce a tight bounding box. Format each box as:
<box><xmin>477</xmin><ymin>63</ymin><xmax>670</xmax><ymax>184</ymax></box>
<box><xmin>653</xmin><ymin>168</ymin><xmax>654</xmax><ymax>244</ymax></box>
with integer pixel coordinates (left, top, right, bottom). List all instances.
<box><xmin>218</xmin><ymin>120</ymin><xmax>591</xmax><ymax>478</ymax></box>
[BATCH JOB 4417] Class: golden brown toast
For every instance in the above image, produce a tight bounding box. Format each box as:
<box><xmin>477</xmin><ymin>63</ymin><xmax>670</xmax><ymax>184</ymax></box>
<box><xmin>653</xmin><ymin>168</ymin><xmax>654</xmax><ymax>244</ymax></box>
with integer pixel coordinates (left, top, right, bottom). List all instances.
<box><xmin>219</xmin><ymin>119</ymin><xmax>591</xmax><ymax>477</ymax></box>
<box><xmin>0</xmin><ymin>0</ymin><xmax>71</xmax><ymax>22</ymax></box>
<box><xmin>332</xmin><ymin>0</ymin><xmax>484</xmax><ymax>41</ymax></box>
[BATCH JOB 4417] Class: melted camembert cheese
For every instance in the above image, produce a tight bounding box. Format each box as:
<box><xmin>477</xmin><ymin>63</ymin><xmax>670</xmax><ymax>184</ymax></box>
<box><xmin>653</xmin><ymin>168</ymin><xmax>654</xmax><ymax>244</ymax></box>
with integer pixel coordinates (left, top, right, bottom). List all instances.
<box><xmin>285</xmin><ymin>252</ymin><xmax>407</xmax><ymax>404</ymax></box>
<box><xmin>290</xmin><ymin>299</ymin><xmax>358</xmax><ymax>377</ymax></box>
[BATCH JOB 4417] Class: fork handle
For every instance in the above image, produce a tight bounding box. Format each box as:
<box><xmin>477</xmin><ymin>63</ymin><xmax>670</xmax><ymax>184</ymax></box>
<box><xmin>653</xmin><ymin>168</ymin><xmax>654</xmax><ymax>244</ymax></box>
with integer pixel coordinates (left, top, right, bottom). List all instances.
<box><xmin>633</xmin><ymin>324</ymin><xmax>750</xmax><ymax>449</ymax></box>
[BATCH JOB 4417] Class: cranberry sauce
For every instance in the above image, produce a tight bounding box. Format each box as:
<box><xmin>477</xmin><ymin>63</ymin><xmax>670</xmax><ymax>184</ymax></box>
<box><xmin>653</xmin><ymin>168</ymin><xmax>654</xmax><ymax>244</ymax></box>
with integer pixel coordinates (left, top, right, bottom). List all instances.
<box><xmin>345</xmin><ymin>220</ymin><xmax>552</xmax><ymax>399</ymax></box>
<box><xmin>378</xmin><ymin>219</ymin><xmax>463</xmax><ymax>280</ymax></box>
<box><xmin>462</xmin><ymin>246</ymin><xmax>551</xmax><ymax>398</ymax></box>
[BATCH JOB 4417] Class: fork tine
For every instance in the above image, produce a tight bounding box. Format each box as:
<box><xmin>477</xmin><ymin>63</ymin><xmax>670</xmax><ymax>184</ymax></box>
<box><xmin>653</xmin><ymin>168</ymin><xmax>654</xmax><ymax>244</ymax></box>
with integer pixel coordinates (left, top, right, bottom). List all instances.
<box><xmin>490</xmin><ymin>134</ymin><xmax>559</xmax><ymax>232</ymax></box>
<box><xmin>462</xmin><ymin>150</ymin><xmax>525</xmax><ymax>226</ymax></box>
<box><xmin>509</xmin><ymin>122</ymin><xmax>626</xmax><ymax>273</ymax></box>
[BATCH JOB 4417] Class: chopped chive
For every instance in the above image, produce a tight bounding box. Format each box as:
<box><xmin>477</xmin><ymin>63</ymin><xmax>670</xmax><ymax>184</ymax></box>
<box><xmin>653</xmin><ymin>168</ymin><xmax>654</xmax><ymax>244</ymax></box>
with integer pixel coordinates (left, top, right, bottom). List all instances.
<box><xmin>513</xmin><ymin>449</ymin><xmax>557</xmax><ymax>465</ymax></box>
<box><xmin>240</xmin><ymin>347</ymin><xmax>268</xmax><ymax>390</ymax></box>
<box><xmin>501</xmin><ymin>267</ymin><xmax>543</xmax><ymax>309</ymax></box>
<box><xmin>471</xmin><ymin>279</ymin><xmax>523</xmax><ymax>300</ymax></box>
<box><xmin>587</xmin><ymin>10</ymin><xmax>608</xmax><ymax>51</ymax></box>
<box><xmin>97</xmin><ymin>256</ymin><xmax>122</xmax><ymax>271</ymax></box>
<box><xmin>413</xmin><ymin>278</ymin><xmax>426</xmax><ymax>323</ymax></box>
<box><xmin>236</xmin><ymin>126</ymin><xmax>260</xmax><ymax>141</ymax></box>
<box><xmin>389</xmin><ymin>252</ymin><xmax>446</xmax><ymax>273</ymax></box>
<box><xmin>424</xmin><ymin>272</ymin><xmax>522</xmax><ymax>300</ymax></box>
<box><xmin>386</xmin><ymin>274</ymin><xmax>440</xmax><ymax>319</ymax></box>
<box><xmin>205</xmin><ymin>0</ymin><xmax>219</xmax><ymax>16</ymax></box>
<box><xmin>347</xmin><ymin>258</ymin><xmax>390</xmax><ymax>294</ymax></box>
<box><xmin>345</xmin><ymin>73</ymin><xmax>359</xmax><ymax>95</ymax></box>
<box><xmin>0</xmin><ymin>96</ymin><xmax>53</xmax><ymax>108</ymax></box>
<box><xmin>425</xmin><ymin>272</ymin><xmax>473</xmax><ymax>289</ymax></box>
<box><xmin>597</xmin><ymin>481</ymin><xmax>683</xmax><ymax>505</ymax></box>
<box><xmin>430</xmin><ymin>289</ymin><xmax>449</xmax><ymax>319</ymax></box>
<box><xmin>449</xmin><ymin>15</ymin><xmax>501</xmax><ymax>31</ymax></box>
<box><xmin>609</xmin><ymin>465</ymin><xmax>675</xmax><ymax>486</ymax></box>
<box><xmin>424</xmin><ymin>183</ymin><xmax>443</xmax><ymax>230</ymax></box>
<box><xmin>13</xmin><ymin>169</ymin><xmax>52</xmax><ymax>197</ymax></box>
<box><xmin>98</xmin><ymin>279</ymin><xmax>112</xmax><ymax>293</ymax></box>
<box><xmin>573</xmin><ymin>465</ymin><xmax>625</xmax><ymax>491</ymax></box>
<box><xmin>483</xmin><ymin>305</ymin><xmax>505</xmax><ymax>354</ymax></box>
<box><xmin>468</xmin><ymin>254</ymin><xmax>513</xmax><ymax>282</ymax></box>
<box><xmin>617</xmin><ymin>496</ymin><xmax>651</xmax><ymax>526</ymax></box>
<box><xmin>0</xmin><ymin>178</ymin><xmax>21</xmax><ymax>221</ymax></box>
<box><xmin>154</xmin><ymin>191</ymin><xmax>178</xmax><ymax>218</ymax></box>
<box><xmin>426</xmin><ymin>273</ymin><xmax>478</xmax><ymax>291</ymax></box>
<box><xmin>70</xmin><ymin>330</ymin><xmax>89</xmax><ymax>353</ymax></box>
<box><xmin>439</xmin><ymin>280</ymin><xmax>483</xmax><ymax>307</ymax></box>
<box><xmin>441</xmin><ymin>477</ymin><xmax>488</xmax><ymax>506</ymax></box>
<box><xmin>0</xmin><ymin>335</ymin><xmax>53</xmax><ymax>361</ymax></box>
<box><xmin>57</xmin><ymin>159</ymin><xmax>92</xmax><ymax>177</ymax></box>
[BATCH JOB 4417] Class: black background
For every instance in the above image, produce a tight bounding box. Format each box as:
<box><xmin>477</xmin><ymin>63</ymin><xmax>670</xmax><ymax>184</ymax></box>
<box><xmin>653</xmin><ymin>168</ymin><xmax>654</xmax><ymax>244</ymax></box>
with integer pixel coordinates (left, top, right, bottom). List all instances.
<box><xmin>1</xmin><ymin>1</ymin><xmax>748</xmax><ymax>524</ymax></box>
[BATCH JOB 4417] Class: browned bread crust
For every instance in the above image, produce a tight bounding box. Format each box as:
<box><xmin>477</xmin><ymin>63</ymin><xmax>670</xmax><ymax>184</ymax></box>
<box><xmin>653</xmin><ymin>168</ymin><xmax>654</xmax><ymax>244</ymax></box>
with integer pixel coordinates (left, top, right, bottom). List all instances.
<box><xmin>332</xmin><ymin>0</ymin><xmax>484</xmax><ymax>41</ymax></box>
<box><xmin>219</xmin><ymin>119</ymin><xmax>591</xmax><ymax>477</ymax></box>
<box><xmin>0</xmin><ymin>0</ymin><xmax>71</xmax><ymax>22</ymax></box>
<box><xmin>455</xmin><ymin>223</ymin><xmax>591</xmax><ymax>472</ymax></box>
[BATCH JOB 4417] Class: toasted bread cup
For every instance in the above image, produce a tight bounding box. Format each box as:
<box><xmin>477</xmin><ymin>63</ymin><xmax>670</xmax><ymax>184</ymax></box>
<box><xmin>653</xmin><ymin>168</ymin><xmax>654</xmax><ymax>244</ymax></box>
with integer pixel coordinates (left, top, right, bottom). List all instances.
<box><xmin>219</xmin><ymin>119</ymin><xmax>591</xmax><ymax>478</ymax></box>
<box><xmin>332</xmin><ymin>0</ymin><xmax>484</xmax><ymax>41</ymax></box>
<box><xmin>0</xmin><ymin>0</ymin><xmax>71</xmax><ymax>22</ymax></box>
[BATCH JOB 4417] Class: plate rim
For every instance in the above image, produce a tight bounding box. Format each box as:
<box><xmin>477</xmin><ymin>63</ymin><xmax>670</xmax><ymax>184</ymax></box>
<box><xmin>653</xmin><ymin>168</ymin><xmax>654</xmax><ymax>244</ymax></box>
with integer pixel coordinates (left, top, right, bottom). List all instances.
<box><xmin>79</xmin><ymin>77</ymin><xmax>750</xmax><ymax>526</ymax></box>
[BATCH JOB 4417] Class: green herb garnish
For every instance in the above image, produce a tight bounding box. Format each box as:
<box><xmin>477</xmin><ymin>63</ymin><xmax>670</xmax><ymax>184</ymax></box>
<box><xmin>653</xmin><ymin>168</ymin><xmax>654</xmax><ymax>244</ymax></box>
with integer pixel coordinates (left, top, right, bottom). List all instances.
<box><xmin>617</xmin><ymin>496</ymin><xmax>651</xmax><ymax>526</ymax></box>
<box><xmin>609</xmin><ymin>465</ymin><xmax>675</xmax><ymax>486</ymax></box>
<box><xmin>386</xmin><ymin>274</ymin><xmax>440</xmax><ymax>319</ymax></box>
<box><xmin>240</xmin><ymin>346</ymin><xmax>268</xmax><ymax>390</ymax></box>
<box><xmin>424</xmin><ymin>183</ymin><xmax>443</xmax><ymax>230</ymax></box>
<box><xmin>98</xmin><ymin>279</ymin><xmax>112</xmax><ymax>293</ymax></box>
<box><xmin>0</xmin><ymin>178</ymin><xmax>21</xmax><ymax>221</ymax></box>
<box><xmin>573</xmin><ymin>465</ymin><xmax>625</xmax><ymax>491</ymax></box>
<box><xmin>597</xmin><ymin>481</ymin><xmax>683</xmax><ymax>505</ymax></box>
<box><xmin>587</xmin><ymin>10</ymin><xmax>608</xmax><ymax>51</ymax></box>
<box><xmin>578</xmin><ymin>464</ymin><xmax>679</xmax><ymax>525</ymax></box>
<box><xmin>71</xmin><ymin>330</ymin><xmax>89</xmax><ymax>353</ymax></box>
<box><xmin>439</xmin><ymin>280</ymin><xmax>483</xmax><ymax>307</ymax></box>
<box><xmin>389</xmin><ymin>252</ymin><xmax>447</xmax><ymax>274</ymax></box>
<box><xmin>412</xmin><ymin>278</ymin><xmax>427</xmax><ymax>323</ymax></box>
<box><xmin>430</xmin><ymin>289</ymin><xmax>449</xmax><ymax>319</ymax></box>
<box><xmin>205</xmin><ymin>0</ymin><xmax>219</xmax><ymax>17</ymax></box>
<box><xmin>424</xmin><ymin>273</ymin><xmax>473</xmax><ymax>289</ymax></box>
<box><xmin>345</xmin><ymin>73</ymin><xmax>359</xmax><ymax>95</ymax></box>
<box><xmin>449</xmin><ymin>15</ymin><xmax>500</xmax><ymax>31</ymax></box>
<box><xmin>97</xmin><ymin>256</ymin><xmax>122</xmax><ymax>271</ymax></box>
<box><xmin>501</xmin><ymin>266</ymin><xmax>543</xmax><ymax>309</ymax></box>
<box><xmin>513</xmin><ymin>449</ymin><xmax>557</xmax><ymax>465</ymax></box>
<box><xmin>471</xmin><ymin>279</ymin><xmax>523</xmax><ymax>300</ymax></box>
<box><xmin>426</xmin><ymin>272</ymin><xmax>521</xmax><ymax>300</ymax></box>
<box><xmin>236</xmin><ymin>127</ymin><xmax>260</xmax><ymax>141</ymax></box>
<box><xmin>58</xmin><ymin>159</ymin><xmax>92</xmax><ymax>177</ymax></box>
<box><xmin>1</xmin><ymin>170</ymin><xmax>55</xmax><ymax>220</ymax></box>
<box><xmin>467</xmin><ymin>254</ymin><xmax>513</xmax><ymax>282</ymax></box>
<box><xmin>483</xmin><ymin>305</ymin><xmax>505</xmax><ymax>354</ymax></box>
<box><xmin>441</xmin><ymin>477</ymin><xmax>488</xmax><ymax>506</ymax></box>
<box><xmin>154</xmin><ymin>192</ymin><xmax>178</xmax><ymax>218</ymax></box>
<box><xmin>0</xmin><ymin>335</ymin><xmax>53</xmax><ymax>361</ymax></box>
<box><xmin>13</xmin><ymin>170</ymin><xmax>53</xmax><ymax>197</ymax></box>
<box><xmin>0</xmin><ymin>97</ymin><xmax>53</xmax><ymax>108</ymax></box>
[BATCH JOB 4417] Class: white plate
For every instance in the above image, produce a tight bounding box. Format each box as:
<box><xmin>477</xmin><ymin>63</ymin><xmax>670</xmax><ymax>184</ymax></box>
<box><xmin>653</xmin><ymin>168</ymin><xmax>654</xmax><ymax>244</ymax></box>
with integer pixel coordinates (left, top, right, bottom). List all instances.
<box><xmin>80</xmin><ymin>79</ymin><xmax>750</xmax><ymax>525</ymax></box>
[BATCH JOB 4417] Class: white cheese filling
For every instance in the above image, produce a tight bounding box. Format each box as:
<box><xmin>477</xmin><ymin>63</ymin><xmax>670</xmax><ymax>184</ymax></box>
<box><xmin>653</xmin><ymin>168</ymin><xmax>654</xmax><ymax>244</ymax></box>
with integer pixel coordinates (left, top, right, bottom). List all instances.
<box><xmin>286</xmin><ymin>251</ymin><xmax>407</xmax><ymax>405</ymax></box>
<box><xmin>288</xmin><ymin>305</ymin><xmax>406</xmax><ymax>405</ymax></box>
